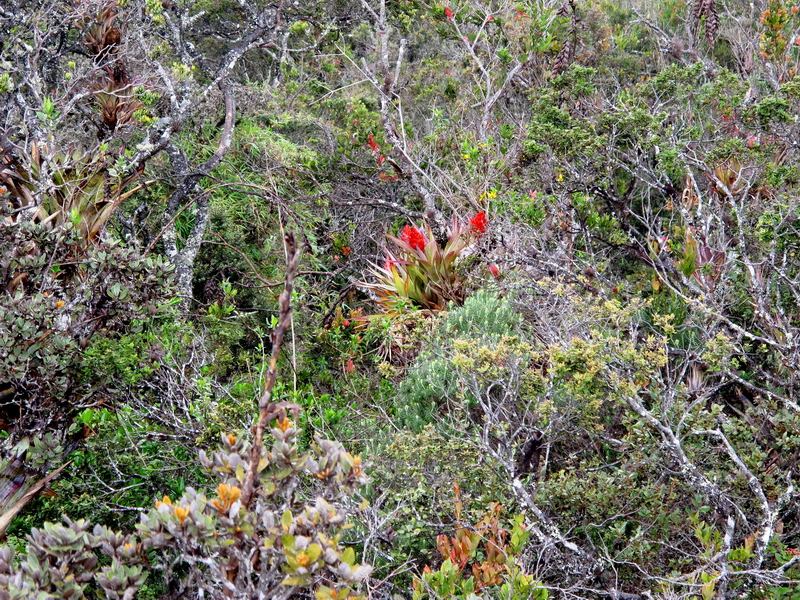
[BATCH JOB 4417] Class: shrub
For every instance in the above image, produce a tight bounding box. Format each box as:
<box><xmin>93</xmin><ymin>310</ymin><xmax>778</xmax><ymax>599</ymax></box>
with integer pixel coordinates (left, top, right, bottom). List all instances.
<box><xmin>0</xmin><ymin>415</ymin><xmax>371</xmax><ymax>600</ymax></box>
<box><xmin>396</xmin><ymin>291</ymin><xmax>522</xmax><ymax>430</ymax></box>
<box><xmin>0</xmin><ymin>219</ymin><xmax>175</xmax><ymax>521</ymax></box>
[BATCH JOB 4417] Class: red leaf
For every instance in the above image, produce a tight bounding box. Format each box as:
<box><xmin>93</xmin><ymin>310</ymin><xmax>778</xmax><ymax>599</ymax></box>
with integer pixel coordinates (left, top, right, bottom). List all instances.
<box><xmin>367</xmin><ymin>133</ymin><xmax>380</xmax><ymax>153</ymax></box>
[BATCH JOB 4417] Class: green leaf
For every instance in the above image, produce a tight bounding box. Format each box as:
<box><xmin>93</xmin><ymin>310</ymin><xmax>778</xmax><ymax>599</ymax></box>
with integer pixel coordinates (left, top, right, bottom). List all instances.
<box><xmin>281</xmin><ymin>509</ymin><xmax>293</xmax><ymax>531</ymax></box>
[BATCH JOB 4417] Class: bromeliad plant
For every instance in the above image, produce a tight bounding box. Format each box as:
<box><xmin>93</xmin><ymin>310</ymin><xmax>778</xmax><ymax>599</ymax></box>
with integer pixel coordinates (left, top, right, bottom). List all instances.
<box><xmin>1</xmin><ymin>141</ymin><xmax>148</xmax><ymax>243</ymax></box>
<box><xmin>364</xmin><ymin>213</ymin><xmax>488</xmax><ymax>314</ymax></box>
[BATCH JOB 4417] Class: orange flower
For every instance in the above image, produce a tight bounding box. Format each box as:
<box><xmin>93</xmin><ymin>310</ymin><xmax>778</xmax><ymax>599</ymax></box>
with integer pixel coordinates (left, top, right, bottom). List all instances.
<box><xmin>211</xmin><ymin>483</ymin><xmax>241</xmax><ymax>512</ymax></box>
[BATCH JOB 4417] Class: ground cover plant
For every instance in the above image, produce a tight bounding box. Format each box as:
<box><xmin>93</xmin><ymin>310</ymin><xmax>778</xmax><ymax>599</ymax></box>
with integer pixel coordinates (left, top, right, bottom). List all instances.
<box><xmin>3</xmin><ymin>0</ymin><xmax>800</xmax><ymax>597</ymax></box>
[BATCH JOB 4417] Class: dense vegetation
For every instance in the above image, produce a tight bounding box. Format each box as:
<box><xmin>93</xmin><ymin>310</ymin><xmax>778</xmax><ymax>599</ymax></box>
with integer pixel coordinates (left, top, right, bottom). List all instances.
<box><xmin>3</xmin><ymin>0</ymin><xmax>800</xmax><ymax>597</ymax></box>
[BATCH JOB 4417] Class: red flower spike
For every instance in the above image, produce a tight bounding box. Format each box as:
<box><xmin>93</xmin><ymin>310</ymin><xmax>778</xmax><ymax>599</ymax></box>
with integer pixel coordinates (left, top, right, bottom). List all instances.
<box><xmin>401</xmin><ymin>225</ymin><xmax>426</xmax><ymax>251</ymax></box>
<box><xmin>445</xmin><ymin>6</ymin><xmax>453</xmax><ymax>19</ymax></box>
<box><xmin>488</xmin><ymin>263</ymin><xmax>500</xmax><ymax>277</ymax></box>
<box><xmin>470</xmin><ymin>211</ymin><xmax>488</xmax><ymax>235</ymax></box>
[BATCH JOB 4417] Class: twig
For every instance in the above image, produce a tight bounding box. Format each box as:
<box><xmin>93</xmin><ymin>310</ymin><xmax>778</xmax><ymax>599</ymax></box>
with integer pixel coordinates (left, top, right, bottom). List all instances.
<box><xmin>240</xmin><ymin>231</ymin><xmax>301</xmax><ymax>507</ymax></box>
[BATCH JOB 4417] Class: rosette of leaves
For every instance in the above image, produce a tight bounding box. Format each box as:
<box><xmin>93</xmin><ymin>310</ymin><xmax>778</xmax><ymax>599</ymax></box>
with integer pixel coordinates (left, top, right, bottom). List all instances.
<box><xmin>1</xmin><ymin>137</ymin><xmax>148</xmax><ymax>243</ymax></box>
<box><xmin>29</xmin><ymin>144</ymin><xmax>146</xmax><ymax>242</ymax></box>
<box><xmin>74</xmin><ymin>1</ymin><xmax>122</xmax><ymax>60</ymax></box>
<box><xmin>363</xmin><ymin>216</ymin><xmax>472</xmax><ymax>314</ymax></box>
<box><xmin>93</xmin><ymin>80</ymin><xmax>143</xmax><ymax>133</ymax></box>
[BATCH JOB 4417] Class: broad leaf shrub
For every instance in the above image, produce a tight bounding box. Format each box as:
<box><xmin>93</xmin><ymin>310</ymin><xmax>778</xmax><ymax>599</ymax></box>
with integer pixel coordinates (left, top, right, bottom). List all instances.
<box><xmin>0</xmin><ymin>416</ymin><xmax>371</xmax><ymax>599</ymax></box>
<box><xmin>0</xmin><ymin>220</ymin><xmax>174</xmax><ymax>433</ymax></box>
<box><xmin>412</xmin><ymin>491</ymin><xmax>547</xmax><ymax>600</ymax></box>
<box><xmin>0</xmin><ymin>219</ymin><xmax>175</xmax><ymax>515</ymax></box>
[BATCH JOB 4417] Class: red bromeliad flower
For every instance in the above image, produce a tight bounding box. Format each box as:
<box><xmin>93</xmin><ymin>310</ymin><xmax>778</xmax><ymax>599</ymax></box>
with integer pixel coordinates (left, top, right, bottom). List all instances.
<box><xmin>470</xmin><ymin>211</ymin><xmax>488</xmax><ymax>235</ymax></box>
<box><xmin>401</xmin><ymin>225</ymin><xmax>426</xmax><ymax>251</ymax></box>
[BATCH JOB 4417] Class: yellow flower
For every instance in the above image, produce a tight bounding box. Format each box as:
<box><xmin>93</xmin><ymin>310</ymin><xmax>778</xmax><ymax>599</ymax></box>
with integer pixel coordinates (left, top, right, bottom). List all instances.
<box><xmin>174</xmin><ymin>506</ymin><xmax>190</xmax><ymax>525</ymax></box>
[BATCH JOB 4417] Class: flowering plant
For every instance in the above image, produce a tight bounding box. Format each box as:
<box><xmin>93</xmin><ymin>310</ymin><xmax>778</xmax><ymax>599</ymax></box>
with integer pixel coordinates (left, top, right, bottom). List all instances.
<box><xmin>470</xmin><ymin>211</ymin><xmax>488</xmax><ymax>236</ymax></box>
<box><xmin>363</xmin><ymin>214</ymin><xmax>485</xmax><ymax>314</ymax></box>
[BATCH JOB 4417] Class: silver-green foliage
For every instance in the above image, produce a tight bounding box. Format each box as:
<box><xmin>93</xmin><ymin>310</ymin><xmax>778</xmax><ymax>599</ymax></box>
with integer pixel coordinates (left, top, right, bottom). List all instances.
<box><xmin>0</xmin><ymin>420</ymin><xmax>371</xmax><ymax>600</ymax></box>
<box><xmin>396</xmin><ymin>291</ymin><xmax>521</xmax><ymax>430</ymax></box>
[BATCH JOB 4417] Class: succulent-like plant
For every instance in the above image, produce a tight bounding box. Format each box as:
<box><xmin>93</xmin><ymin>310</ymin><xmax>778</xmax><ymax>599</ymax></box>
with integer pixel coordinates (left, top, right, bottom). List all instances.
<box><xmin>1</xmin><ymin>141</ymin><xmax>147</xmax><ymax>242</ymax></box>
<box><xmin>76</xmin><ymin>3</ymin><xmax>122</xmax><ymax>61</ymax></box>
<box><xmin>93</xmin><ymin>79</ymin><xmax>143</xmax><ymax>133</ymax></box>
